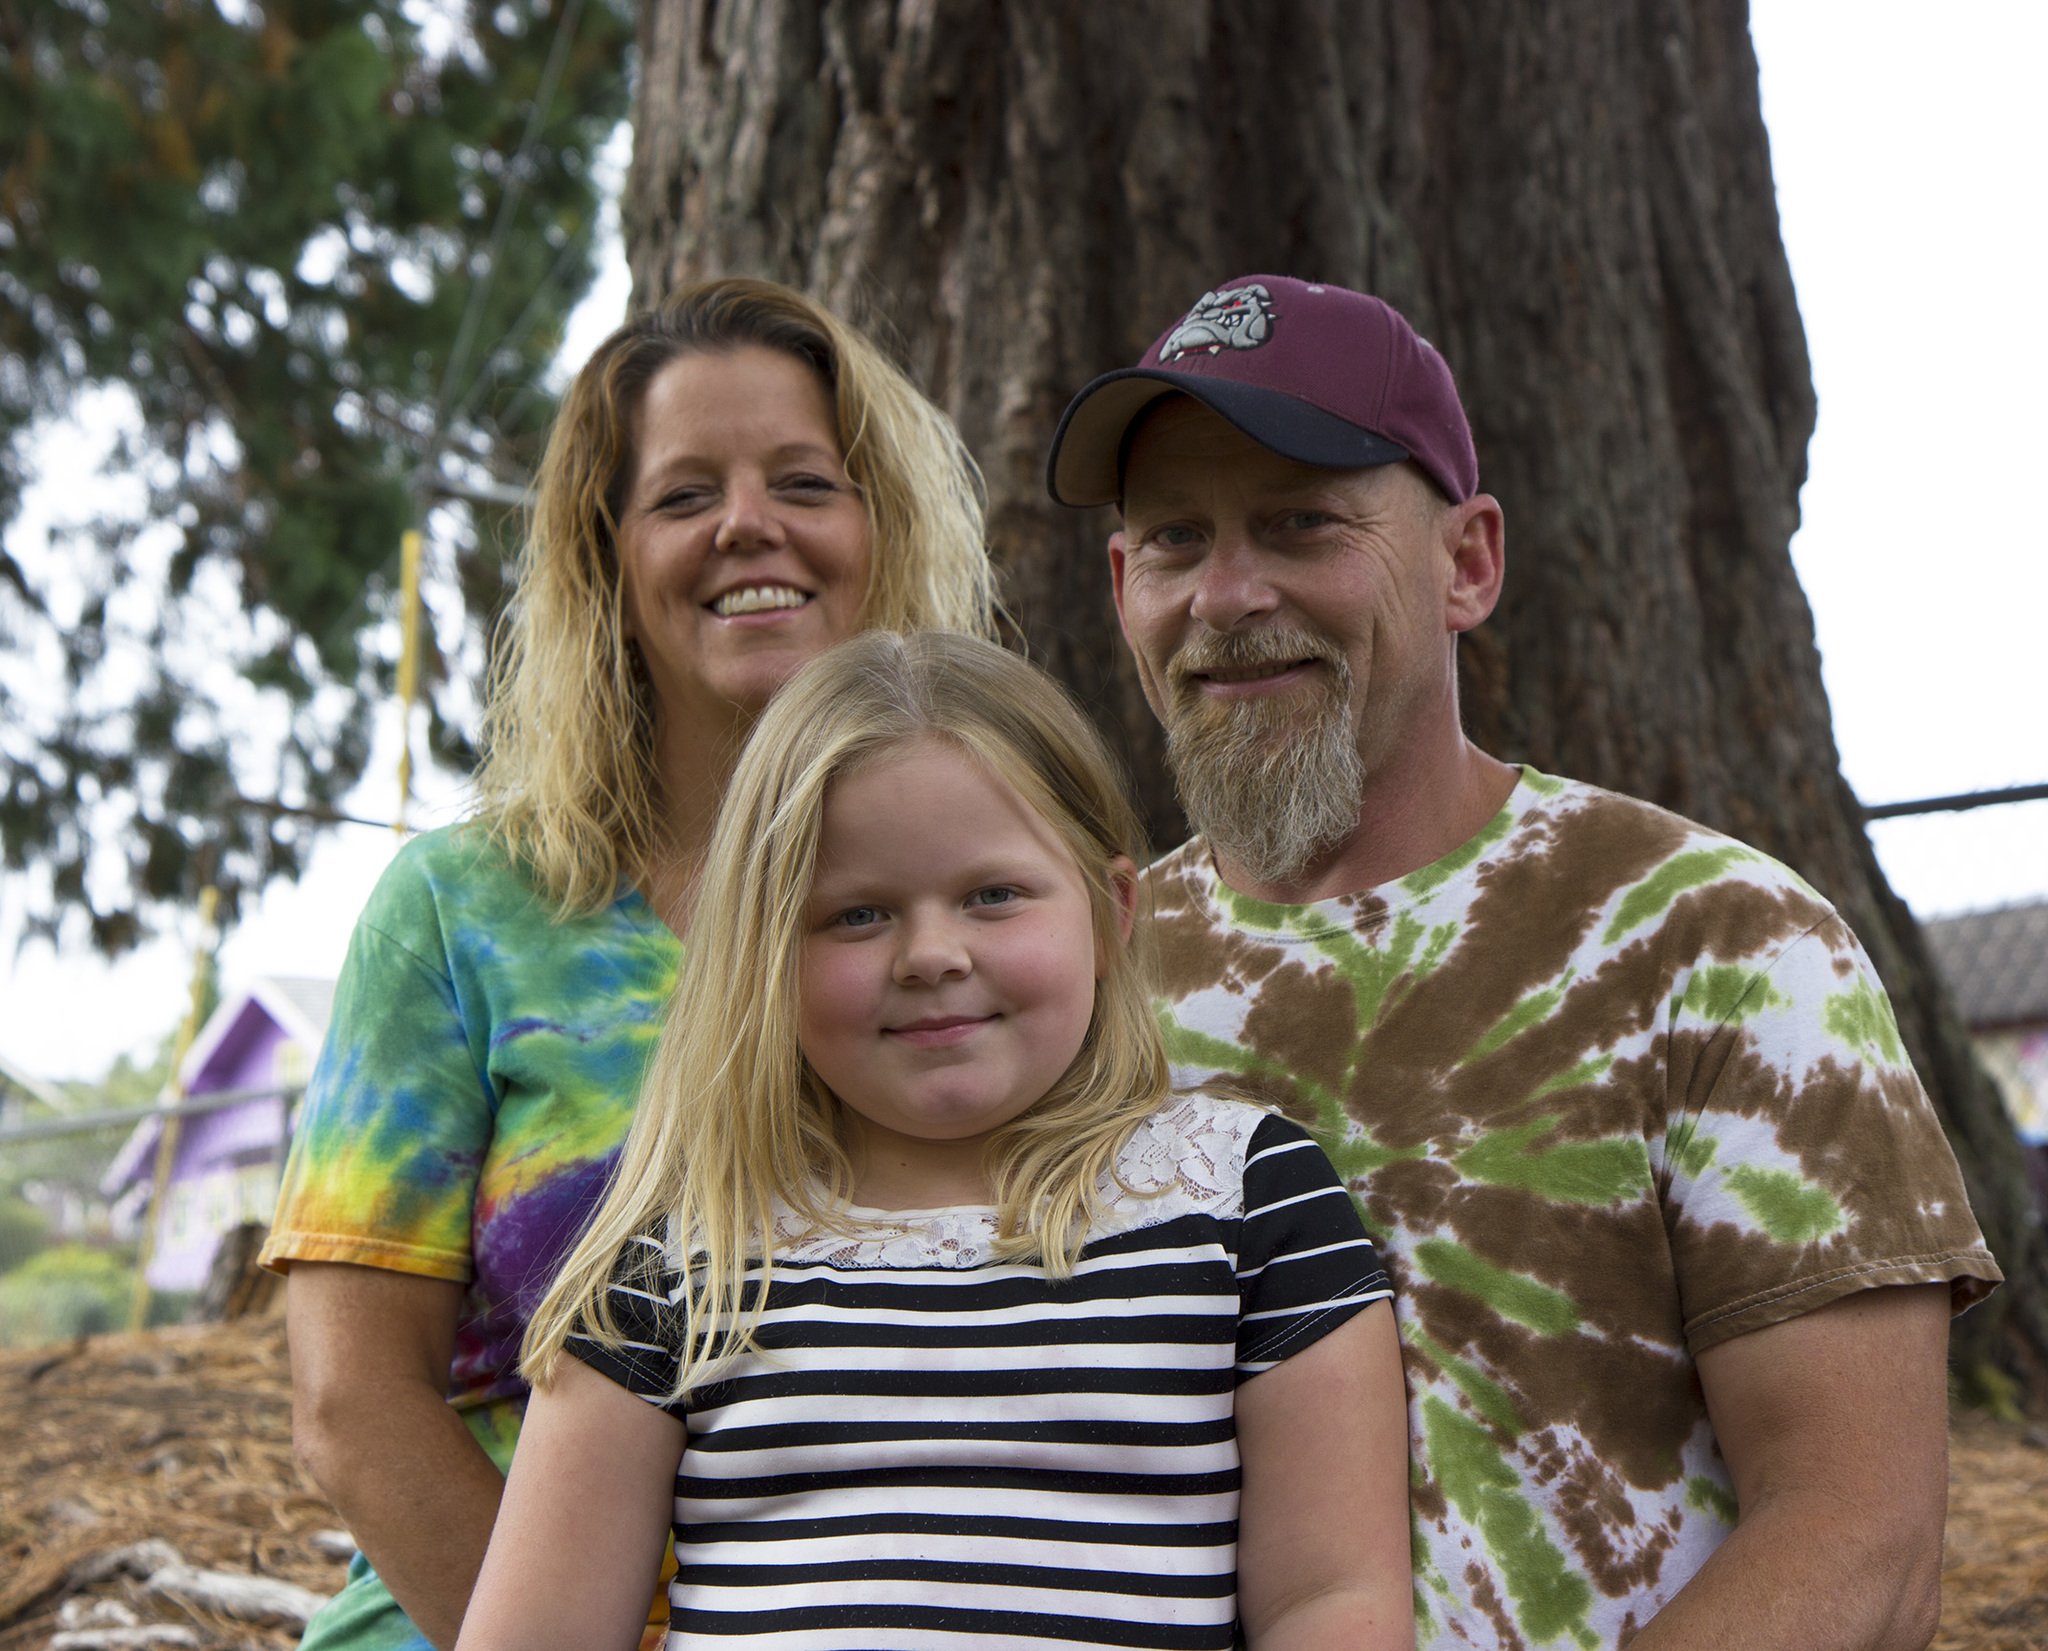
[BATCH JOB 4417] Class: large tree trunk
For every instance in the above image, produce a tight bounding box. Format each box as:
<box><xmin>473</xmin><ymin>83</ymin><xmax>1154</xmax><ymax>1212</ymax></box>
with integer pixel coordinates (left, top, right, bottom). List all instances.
<box><xmin>625</xmin><ymin>0</ymin><xmax>2043</xmax><ymax>1396</ymax></box>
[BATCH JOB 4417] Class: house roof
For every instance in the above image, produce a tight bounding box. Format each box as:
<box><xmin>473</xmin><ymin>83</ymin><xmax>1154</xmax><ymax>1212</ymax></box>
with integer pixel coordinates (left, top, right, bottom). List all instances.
<box><xmin>268</xmin><ymin>976</ymin><xmax>338</xmax><ymax>1039</ymax></box>
<box><xmin>177</xmin><ymin>973</ymin><xmax>336</xmax><ymax>1091</ymax></box>
<box><xmin>0</xmin><ymin>1054</ymin><xmax>65</xmax><ymax>1113</ymax></box>
<box><xmin>1924</xmin><ymin>900</ymin><xmax>2048</xmax><ymax>1030</ymax></box>
<box><xmin>104</xmin><ymin>974</ymin><xmax>337</xmax><ymax>1196</ymax></box>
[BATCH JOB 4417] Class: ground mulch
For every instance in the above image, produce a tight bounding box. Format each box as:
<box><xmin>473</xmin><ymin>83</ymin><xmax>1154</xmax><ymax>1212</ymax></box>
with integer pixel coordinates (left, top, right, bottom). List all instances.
<box><xmin>2</xmin><ymin>1315</ymin><xmax>2045</xmax><ymax>1648</ymax></box>
<box><xmin>1939</xmin><ymin>1412</ymin><xmax>2048</xmax><ymax>1650</ymax></box>
<box><xmin>0</xmin><ymin>1316</ymin><xmax>338</xmax><ymax>1651</ymax></box>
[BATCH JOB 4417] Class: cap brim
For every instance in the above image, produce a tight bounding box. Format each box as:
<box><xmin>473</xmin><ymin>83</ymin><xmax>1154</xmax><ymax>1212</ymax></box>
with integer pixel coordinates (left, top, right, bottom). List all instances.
<box><xmin>1046</xmin><ymin>367</ymin><xmax>1411</xmax><ymax>507</ymax></box>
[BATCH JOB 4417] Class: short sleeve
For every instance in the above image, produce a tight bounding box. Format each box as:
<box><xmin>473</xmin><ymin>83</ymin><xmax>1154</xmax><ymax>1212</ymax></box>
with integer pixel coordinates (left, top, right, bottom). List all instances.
<box><xmin>1661</xmin><ymin>916</ymin><xmax>2002</xmax><ymax>1352</ymax></box>
<box><xmin>1237</xmin><ymin>1114</ymin><xmax>1393</xmax><ymax>1378</ymax></box>
<box><xmin>566</xmin><ymin>1231</ymin><xmax>690</xmax><ymax>1414</ymax></box>
<box><xmin>259</xmin><ymin>843</ymin><xmax>495</xmax><ymax>1282</ymax></box>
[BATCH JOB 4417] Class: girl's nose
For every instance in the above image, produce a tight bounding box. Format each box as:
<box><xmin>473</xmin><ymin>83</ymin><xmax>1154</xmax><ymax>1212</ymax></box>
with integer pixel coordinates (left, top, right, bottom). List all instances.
<box><xmin>892</xmin><ymin>913</ymin><xmax>971</xmax><ymax>984</ymax></box>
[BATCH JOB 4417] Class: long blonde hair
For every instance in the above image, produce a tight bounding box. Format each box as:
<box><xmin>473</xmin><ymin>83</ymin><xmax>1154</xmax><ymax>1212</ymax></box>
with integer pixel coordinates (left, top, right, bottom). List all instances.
<box><xmin>524</xmin><ymin>631</ymin><xmax>1167</xmax><ymax>1400</ymax></box>
<box><xmin>474</xmin><ymin>278</ymin><xmax>998</xmax><ymax>913</ymax></box>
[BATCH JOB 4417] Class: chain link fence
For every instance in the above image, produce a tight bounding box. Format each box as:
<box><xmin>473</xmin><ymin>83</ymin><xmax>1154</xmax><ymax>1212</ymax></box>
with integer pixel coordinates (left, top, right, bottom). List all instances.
<box><xmin>0</xmin><ymin>1078</ymin><xmax>297</xmax><ymax>1348</ymax></box>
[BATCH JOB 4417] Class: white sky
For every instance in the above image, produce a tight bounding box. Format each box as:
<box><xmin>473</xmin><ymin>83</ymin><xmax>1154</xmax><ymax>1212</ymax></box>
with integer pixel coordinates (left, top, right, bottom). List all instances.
<box><xmin>2</xmin><ymin>2</ymin><xmax>2044</xmax><ymax>1084</ymax></box>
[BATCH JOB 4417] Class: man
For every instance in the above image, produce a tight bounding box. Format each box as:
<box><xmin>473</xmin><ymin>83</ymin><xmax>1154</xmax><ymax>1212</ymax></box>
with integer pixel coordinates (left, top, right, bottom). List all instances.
<box><xmin>1045</xmin><ymin>275</ymin><xmax>2001</xmax><ymax>1650</ymax></box>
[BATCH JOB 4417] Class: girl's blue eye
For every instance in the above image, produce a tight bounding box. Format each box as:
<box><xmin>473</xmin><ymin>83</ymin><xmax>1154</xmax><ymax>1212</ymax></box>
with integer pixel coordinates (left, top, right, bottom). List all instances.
<box><xmin>834</xmin><ymin>905</ymin><xmax>883</xmax><ymax>930</ymax></box>
<box><xmin>969</xmin><ymin>887</ymin><xmax>1018</xmax><ymax>909</ymax></box>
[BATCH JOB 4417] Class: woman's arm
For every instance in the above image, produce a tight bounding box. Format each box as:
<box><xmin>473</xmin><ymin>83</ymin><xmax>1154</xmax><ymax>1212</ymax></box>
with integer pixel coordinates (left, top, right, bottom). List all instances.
<box><xmin>286</xmin><ymin>1263</ymin><xmax>508</xmax><ymax>1651</ymax></box>
<box><xmin>1235</xmin><ymin>1301</ymin><xmax>1413</xmax><ymax>1651</ymax></box>
<box><xmin>456</xmin><ymin>1353</ymin><xmax>686</xmax><ymax>1651</ymax></box>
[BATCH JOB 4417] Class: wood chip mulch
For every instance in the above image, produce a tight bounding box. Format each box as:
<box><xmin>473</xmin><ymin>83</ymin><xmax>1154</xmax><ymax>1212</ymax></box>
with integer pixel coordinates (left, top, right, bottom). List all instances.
<box><xmin>2</xmin><ymin>1316</ymin><xmax>2045</xmax><ymax>1649</ymax></box>
<box><xmin>0</xmin><ymin>1316</ymin><xmax>340</xmax><ymax>1651</ymax></box>
<box><xmin>1938</xmin><ymin>1411</ymin><xmax>2048</xmax><ymax>1650</ymax></box>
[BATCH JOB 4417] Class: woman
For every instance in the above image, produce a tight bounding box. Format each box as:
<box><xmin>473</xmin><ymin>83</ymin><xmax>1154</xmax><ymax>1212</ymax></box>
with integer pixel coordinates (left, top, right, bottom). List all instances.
<box><xmin>260</xmin><ymin>277</ymin><xmax>997</xmax><ymax>1651</ymax></box>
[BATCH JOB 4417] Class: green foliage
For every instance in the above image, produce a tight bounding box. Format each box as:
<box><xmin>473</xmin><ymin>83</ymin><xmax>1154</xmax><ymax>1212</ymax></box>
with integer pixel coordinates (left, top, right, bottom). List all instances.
<box><xmin>148</xmin><ymin>1288</ymin><xmax>198</xmax><ymax>1329</ymax></box>
<box><xmin>0</xmin><ymin>1243</ymin><xmax>134</xmax><ymax>1348</ymax></box>
<box><xmin>0</xmin><ymin>1195</ymin><xmax>51</xmax><ymax>1272</ymax></box>
<box><xmin>2</xmin><ymin>1028</ymin><xmax>186</xmax><ymax>1256</ymax></box>
<box><xmin>88</xmin><ymin>1038</ymin><xmax>179</xmax><ymax>1110</ymax></box>
<box><xmin>0</xmin><ymin>0</ymin><xmax>633</xmax><ymax>951</ymax></box>
<box><xmin>1957</xmin><ymin>1359</ymin><xmax>2026</xmax><ymax>1423</ymax></box>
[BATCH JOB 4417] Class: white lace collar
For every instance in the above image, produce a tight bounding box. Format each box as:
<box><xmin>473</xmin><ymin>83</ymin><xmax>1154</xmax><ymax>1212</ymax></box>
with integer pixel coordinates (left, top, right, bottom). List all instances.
<box><xmin>765</xmin><ymin>1092</ymin><xmax>1266</xmax><ymax>1271</ymax></box>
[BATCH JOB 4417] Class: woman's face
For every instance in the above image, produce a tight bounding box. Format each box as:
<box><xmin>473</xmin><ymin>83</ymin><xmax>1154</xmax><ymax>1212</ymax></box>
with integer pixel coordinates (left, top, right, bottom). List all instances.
<box><xmin>614</xmin><ymin>344</ymin><xmax>873</xmax><ymax>733</ymax></box>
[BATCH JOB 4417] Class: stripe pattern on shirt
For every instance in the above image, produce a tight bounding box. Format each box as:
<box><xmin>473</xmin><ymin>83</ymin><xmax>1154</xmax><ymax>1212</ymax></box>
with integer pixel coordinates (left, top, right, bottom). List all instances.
<box><xmin>570</xmin><ymin>1094</ymin><xmax>1390</xmax><ymax>1651</ymax></box>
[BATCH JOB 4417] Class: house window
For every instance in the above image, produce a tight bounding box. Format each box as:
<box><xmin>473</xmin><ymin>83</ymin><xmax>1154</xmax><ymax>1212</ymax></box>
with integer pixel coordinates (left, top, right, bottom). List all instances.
<box><xmin>166</xmin><ymin>1182</ymin><xmax>196</xmax><ymax>1245</ymax></box>
<box><xmin>238</xmin><ymin>1163</ymin><xmax>280</xmax><ymax>1222</ymax></box>
<box><xmin>276</xmin><ymin>1040</ymin><xmax>310</xmax><ymax>1093</ymax></box>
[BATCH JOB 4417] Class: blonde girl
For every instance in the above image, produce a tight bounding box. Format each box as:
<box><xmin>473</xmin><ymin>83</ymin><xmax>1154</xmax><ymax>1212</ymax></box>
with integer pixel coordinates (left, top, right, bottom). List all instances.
<box><xmin>266</xmin><ymin>278</ymin><xmax>996</xmax><ymax>1651</ymax></box>
<box><xmin>458</xmin><ymin>631</ymin><xmax>1411</xmax><ymax>1651</ymax></box>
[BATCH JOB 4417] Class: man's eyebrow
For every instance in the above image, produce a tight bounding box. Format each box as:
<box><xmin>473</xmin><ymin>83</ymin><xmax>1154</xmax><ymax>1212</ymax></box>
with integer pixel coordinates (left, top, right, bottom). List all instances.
<box><xmin>1122</xmin><ymin>483</ymin><xmax>1203</xmax><ymax>514</ymax></box>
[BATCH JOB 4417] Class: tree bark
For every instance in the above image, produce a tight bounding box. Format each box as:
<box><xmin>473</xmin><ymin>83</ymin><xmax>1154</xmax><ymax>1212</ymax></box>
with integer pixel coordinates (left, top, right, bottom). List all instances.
<box><xmin>625</xmin><ymin>0</ymin><xmax>2043</xmax><ymax>1396</ymax></box>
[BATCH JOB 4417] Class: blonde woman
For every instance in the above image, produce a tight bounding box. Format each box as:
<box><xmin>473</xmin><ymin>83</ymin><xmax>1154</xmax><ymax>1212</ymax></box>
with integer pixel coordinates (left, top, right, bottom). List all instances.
<box><xmin>457</xmin><ymin>631</ymin><xmax>1411</xmax><ymax>1651</ymax></box>
<box><xmin>260</xmin><ymin>280</ymin><xmax>998</xmax><ymax>1651</ymax></box>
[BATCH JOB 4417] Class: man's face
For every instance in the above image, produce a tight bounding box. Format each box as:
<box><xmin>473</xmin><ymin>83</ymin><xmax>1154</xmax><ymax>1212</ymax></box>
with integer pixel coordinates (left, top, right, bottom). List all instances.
<box><xmin>1111</xmin><ymin>399</ymin><xmax>1464</xmax><ymax>880</ymax></box>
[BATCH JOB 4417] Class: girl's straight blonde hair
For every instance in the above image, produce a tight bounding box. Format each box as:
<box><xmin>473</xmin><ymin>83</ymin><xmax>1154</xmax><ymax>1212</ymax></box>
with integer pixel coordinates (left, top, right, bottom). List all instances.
<box><xmin>523</xmin><ymin>631</ymin><xmax>1167</xmax><ymax>1401</ymax></box>
<box><xmin>474</xmin><ymin>277</ymin><xmax>998</xmax><ymax>913</ymax></box>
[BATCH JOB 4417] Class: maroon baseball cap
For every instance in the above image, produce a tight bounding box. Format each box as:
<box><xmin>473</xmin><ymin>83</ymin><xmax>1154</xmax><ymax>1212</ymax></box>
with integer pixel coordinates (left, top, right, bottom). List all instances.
<box><xmin>1046</xmin><ymin>275</ymin><xmax>1478</xmax><ymax>507</ymax></box>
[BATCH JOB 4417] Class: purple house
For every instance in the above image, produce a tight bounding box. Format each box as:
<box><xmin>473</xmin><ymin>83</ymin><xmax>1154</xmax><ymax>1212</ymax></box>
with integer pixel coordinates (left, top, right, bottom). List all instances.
<box><xmin>1926</xmin><ymin>900</ymin><xmax>2048</xmax><ymax>1215</ymax></box>
<box><xmin>104</xmin><ymin>974</ymin><xmax>335</xmax><ymax>1294</ymax></box>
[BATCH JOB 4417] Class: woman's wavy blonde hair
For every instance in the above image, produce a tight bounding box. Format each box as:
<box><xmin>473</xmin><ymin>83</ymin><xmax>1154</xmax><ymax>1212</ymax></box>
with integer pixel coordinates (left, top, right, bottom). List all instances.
<box><xmin>474</xmin><ymin>277</ymin><xmax>998</xmax><ymax>912</ymax></box>
<box><xmin>523</xmin><ymin>631</ymin><xmax>1168</xmax><ymax>1401</ymax></box>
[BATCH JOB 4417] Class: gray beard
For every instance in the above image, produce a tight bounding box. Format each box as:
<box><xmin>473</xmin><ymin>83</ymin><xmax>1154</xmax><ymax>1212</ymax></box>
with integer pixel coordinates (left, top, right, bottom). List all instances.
<box><xmin>1164</xmin><ymin>661</ymin><xmax>1364</xmax><ymax>890</ymax></box>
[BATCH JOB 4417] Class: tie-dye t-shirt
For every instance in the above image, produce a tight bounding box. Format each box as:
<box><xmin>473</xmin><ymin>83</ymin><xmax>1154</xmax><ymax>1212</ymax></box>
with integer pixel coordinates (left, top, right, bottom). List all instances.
<box><xmin>1145</xmin><ymin>768</ymin><xmax>1999</xmax><ymax>1651</ymax></box>
<box><xmin>261</xmin><ymin>824</ymin><xmax>680</xmax><ymax>1414</ymax></box>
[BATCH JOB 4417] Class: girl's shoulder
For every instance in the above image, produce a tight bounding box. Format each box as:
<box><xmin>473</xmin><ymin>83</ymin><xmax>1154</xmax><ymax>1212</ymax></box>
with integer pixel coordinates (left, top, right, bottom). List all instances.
<box><xmin>1095</xmin><ymin>1089</ymin><xmax>1275</xmax><ymax>1234</ymax></box>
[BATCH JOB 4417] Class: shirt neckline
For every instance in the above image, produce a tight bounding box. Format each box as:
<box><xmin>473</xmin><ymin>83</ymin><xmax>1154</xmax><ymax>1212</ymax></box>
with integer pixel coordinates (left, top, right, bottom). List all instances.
<box><xmin>1188</xmin><ymin>764</ymin><xmax>1557</xmax><ymax>939</ymax></box>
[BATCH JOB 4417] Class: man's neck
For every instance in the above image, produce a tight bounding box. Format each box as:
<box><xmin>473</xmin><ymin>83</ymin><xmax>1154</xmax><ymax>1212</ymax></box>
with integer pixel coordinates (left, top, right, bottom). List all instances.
<box><xmin>1211</xmin><ymin>735</ymin><xmax>1521</xmax><ymax>905</ymax></box>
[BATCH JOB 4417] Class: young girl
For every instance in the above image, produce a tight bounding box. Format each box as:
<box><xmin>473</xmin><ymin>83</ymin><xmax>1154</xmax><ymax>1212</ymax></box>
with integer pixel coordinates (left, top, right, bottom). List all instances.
<box><xmin>456</xmin><ymin>631</ymin><xmax>1411</xmax><ymax>1651</ymax></box>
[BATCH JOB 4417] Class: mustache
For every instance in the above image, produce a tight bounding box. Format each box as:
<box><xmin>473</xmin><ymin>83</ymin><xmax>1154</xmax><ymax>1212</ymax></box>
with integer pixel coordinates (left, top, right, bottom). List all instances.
<box><xmin>1167</xmin><ymin>628</ymin><xmax>1341</xmax><ymax>691</ymax></box>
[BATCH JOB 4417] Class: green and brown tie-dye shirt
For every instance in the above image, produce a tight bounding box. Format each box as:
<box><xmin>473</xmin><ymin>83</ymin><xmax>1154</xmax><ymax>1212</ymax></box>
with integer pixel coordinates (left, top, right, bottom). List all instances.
<box><xmin>1145</xmin><ymin>768</ymin><xmax>1999</xmax><ymax>1650</ymax></box>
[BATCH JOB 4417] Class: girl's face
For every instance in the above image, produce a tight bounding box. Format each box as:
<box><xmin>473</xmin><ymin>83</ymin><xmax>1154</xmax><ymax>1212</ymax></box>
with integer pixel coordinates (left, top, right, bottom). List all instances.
<box><xmin>798</xmin><ymin>736</ymin><xmax>1117</xmax><ymax>1208</ymax></box>
<box><xmin>614</xmin><ymin>344</ymin><xmax>872</xmax><ymax>732</ymax></box>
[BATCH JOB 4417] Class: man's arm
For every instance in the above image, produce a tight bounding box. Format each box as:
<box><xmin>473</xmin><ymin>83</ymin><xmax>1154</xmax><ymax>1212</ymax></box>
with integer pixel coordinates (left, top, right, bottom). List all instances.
<box><xmin>1235</xmin><ymin>1302</ymin><xmax>1413</xmax><ymax>1651</ymax></box>
<box><xmin>286</xmin><ymin>1262</ymin><xmax>509</xmax><ymax>1651</ymax></box>
<box><xmin>1630</xmin><ymin>1283</ymin><xmax>1951</xmax><ymax>1651</ymax></box>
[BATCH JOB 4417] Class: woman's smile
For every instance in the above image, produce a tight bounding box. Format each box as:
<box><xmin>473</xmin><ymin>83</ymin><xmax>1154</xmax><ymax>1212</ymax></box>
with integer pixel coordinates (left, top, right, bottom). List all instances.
<box><xmin>615</xmin><ymin>345</ymin><xmax>872</xmax><ymax>727</ymax></box>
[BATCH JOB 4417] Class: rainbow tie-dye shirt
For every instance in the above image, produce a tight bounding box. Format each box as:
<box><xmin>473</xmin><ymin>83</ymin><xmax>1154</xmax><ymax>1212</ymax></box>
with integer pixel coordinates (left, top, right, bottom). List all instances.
<box><xmin>261</xmin><ymin>828</ymin><xmax>678</xmax><ymax>1651</ymax></box>
<box><xmin>1146</xmin><ymin>768</ymin><xmax>1999</xmax><ymax>1650</ymax></box>
<box><xmin>262</xmin><ymin>824</ymin><xmax>679</xmax><ymax>1410</ymax></box>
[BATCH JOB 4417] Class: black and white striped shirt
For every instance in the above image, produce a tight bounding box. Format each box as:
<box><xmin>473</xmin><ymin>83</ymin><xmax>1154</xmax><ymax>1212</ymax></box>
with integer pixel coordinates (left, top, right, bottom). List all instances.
<box><xmin>571</xmin><ymin>1092</ymin><xmax>1391</xmax><ymax>1651</ymax></box>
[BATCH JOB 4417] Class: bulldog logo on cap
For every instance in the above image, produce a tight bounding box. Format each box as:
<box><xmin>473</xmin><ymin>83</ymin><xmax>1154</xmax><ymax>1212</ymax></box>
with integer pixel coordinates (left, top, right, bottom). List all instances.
<box><xmin>1157</xmin><ymin>284</ymin><xmax>1275</xmax><ymax>362</ymax></box>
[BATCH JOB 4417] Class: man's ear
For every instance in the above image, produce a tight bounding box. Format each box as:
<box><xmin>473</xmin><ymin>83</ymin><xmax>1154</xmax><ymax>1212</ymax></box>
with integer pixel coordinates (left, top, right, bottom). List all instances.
<box><xmin>1443</xmin><ymin>494</ymin><xmax>1506</xmax><ymax>634</ymax></box>
<box><xmin>1108</xmin><ymin>530</ymin><xmax>1132</xmax><ymax>639</ymax></box>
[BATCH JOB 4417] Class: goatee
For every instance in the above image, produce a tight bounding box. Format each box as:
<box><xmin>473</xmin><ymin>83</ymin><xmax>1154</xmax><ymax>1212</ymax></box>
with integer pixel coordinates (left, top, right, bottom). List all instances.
<box><xmin>1162</xmin><ymin>630</ymin><xmax>1364</xmax><ymax>889</ymax></box>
